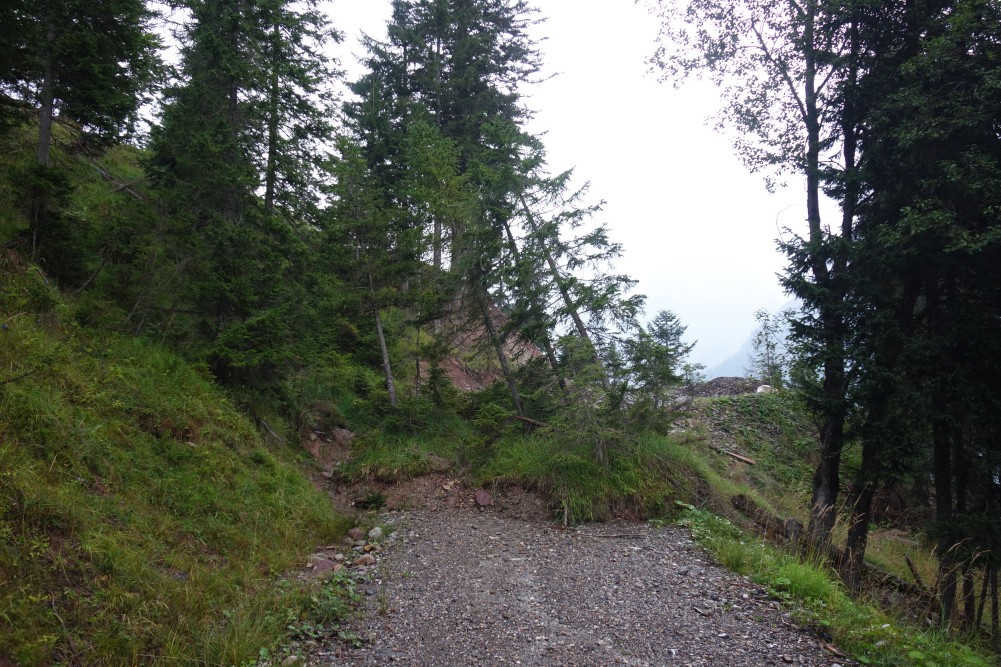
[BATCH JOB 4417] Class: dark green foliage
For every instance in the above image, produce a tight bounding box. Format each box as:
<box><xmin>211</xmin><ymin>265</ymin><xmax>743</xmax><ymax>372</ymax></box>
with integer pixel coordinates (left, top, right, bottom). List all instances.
<box><xmin>621</xmin><ymin>309</ymin><xmax>695</xmax><ymax>409</ymax></box>
<box><xmin>841</xmin><ymin>0</ymin><xmax>1001</xmax><ymax>606</ymax></box>
<box><xmin>0</xmin><ymin>0</ymin><xmax>159</xmax><ymax>146</ymax></box>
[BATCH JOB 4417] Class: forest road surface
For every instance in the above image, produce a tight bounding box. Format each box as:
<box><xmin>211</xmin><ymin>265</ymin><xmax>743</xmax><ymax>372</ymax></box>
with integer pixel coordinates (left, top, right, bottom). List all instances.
<box><xmin>307</xmin><ymin>506</ymin><xmax>852</xmax><ymax>667</ymax></box>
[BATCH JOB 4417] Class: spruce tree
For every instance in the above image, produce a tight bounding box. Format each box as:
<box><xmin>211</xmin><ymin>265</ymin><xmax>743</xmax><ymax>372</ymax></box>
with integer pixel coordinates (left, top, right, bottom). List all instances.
<box><xmin>0</xmin><ymin>0</ymin><xmax>158</xmax><ymax>265</ymax></box>
<box><xmin>147</xmin><ymin>0</ymin><xmax>339</xmax><ymax>386</ymax></box>
<box><xmin>0</xmin><ymin>0</ymin><xmax>159</xmax><ymax>163</ymax></box>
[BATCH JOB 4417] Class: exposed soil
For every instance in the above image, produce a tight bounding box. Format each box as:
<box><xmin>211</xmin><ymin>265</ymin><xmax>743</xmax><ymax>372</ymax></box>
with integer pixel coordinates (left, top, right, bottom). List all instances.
<box><xmin>302</xmin><ymin>477</ymin><xmax>852</xmax><ymax>667</ymax></box>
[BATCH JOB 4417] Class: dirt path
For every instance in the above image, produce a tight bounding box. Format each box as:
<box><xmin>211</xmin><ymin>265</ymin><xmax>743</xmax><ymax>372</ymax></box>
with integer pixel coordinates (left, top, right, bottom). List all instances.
<box><xmin>305</xmin><ymin>501</ymin><xmax>851</xmax><ymax>667</ymax></box>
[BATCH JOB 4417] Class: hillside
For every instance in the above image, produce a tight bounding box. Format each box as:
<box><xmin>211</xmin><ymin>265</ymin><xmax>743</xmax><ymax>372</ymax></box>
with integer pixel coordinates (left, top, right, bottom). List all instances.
<box><xmin>0</xmin><ymin>254</ymin><xmax>350</xmax><ymax>666</ymax></box>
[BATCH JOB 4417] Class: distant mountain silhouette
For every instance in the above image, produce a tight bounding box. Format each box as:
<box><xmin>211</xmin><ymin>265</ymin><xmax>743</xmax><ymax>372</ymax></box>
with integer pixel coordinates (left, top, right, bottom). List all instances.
<box><xmin>708</xmin><ymin>332</ymin><xmax>756</xmax><ymax>379</ymax></box>
<box><xmin>707</xmin><ymin>300</ymin><xmax>799</xmax><ymax>380</ymax></box>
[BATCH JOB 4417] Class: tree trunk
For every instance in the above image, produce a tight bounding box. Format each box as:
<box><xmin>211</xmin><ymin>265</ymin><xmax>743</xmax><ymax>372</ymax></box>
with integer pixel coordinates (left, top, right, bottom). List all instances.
<box><xmin>517</xmin><ymin>192</ymin><xmax>609</xmax><ymax>391</ymax></box>
<box><xmin>843</xmin><ymin>469</ymin><xmax>876</xmax><ymax>592</ymax></box>
<box><xmin>476</xmin><ymin>289</ymin><xmax>525</xmax><ymax>417</ymax></box>
<box><xmin>32</xmin><ymin>18</ymin><xmax>58</xmax><ymax>261</ymax></box>
<box><xmin>37</xmin><ymin>20</ymin><xmax>56</xmax><ymax>168</ymax></box>
<box><xmin>933</xmin><ymin>398</ymin><xmax>957</xmax><ymax>626</ymax></box>
<box><xmin>991</xmin><ymin>565</ymin><xmax>998</xmax><ymax>651</ymax></box>
<box><xmin>500</xmin><ymin>217</ymin><xmax>567</xmax><ymax>395</ymax></box>
<box><xmin>370</xmin><ymin>272</ymin><xmax>397</xmax><ymax>409</ymax></box>
<box><xmin>264</xmin><ymin>21</ymin><xmax>281</xmax><ymax>214</ymax></box>
<box><xmin>802</xmin><ymin>1</ymin><xmax>851</xmax><ymax>555</ymax></box>
<box><xmin>961</xmin><ymin>562</ymin><xmax>976</xmax><ymax>631</ymax></box>
<box><xmin>433</xmin><ymin>215</ymin><xmax>442</xmax><ymax>272</ymax></box>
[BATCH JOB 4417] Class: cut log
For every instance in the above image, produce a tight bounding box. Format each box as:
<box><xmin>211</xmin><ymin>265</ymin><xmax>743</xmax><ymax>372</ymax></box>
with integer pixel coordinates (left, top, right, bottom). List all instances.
<box><xmin>711</xmin><ymin>445</ymin><xmax>756</xmax><ymax>465</ymax></box>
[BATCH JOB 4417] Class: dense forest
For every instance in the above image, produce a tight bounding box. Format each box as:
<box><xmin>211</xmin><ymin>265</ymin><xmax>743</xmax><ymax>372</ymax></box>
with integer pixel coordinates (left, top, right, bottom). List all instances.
<box><xmin>1</xmin><ymin>0</ymin><xmax>1000</xmax><ymax>663</ymax></box>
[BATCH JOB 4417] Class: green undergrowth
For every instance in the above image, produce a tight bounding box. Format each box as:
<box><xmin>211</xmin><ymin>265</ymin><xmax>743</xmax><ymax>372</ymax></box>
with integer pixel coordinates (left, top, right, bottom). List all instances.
<box><xmin>341</xmin><ymin>389</ymin><xmax>778</xmax><ymax>526</ymax></box>
<box><xmin>678</xmin><ymin>504</ymin><xmax>996</xmax><ymax>667</ymax></box>
<box><xmin>476</xmin><ymin>429</ymin><xmax>750</xmax><ymax>525</ymax></box>
<box><xmin>0</xmin><ymin>256</ymin><xmax>350</xmax><ymax>666</ymax></box>
<box><xmin>340</xmin><ymin>397</ymin><xmax>476</xmax><ymax>481</ymax></box>
<box><xmin>691</xmin><ymin>393</ymin><xmax>817</xmax><ymax>519</ymax></box>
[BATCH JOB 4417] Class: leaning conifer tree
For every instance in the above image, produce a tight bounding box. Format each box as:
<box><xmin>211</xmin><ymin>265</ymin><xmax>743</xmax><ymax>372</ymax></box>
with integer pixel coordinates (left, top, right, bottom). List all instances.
<box><xmin>342</xmin><ymin>0</ymin><xmax>545</xmax><ymax>415</ymax></box>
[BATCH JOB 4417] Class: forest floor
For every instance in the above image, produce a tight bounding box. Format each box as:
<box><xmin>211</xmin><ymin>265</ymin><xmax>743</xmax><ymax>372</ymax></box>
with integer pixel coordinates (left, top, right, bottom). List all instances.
<box><xmin>300</xmin><ymin>478</ymin><xmax>853</xmax><ymax>667</ymax></box>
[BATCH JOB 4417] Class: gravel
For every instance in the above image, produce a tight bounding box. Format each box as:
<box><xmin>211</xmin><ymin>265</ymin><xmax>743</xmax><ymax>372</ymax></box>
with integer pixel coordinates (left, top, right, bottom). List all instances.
<box><xmin>689</xmin><ymin>376</ymin><xmax>761</xmax><ymax>398</ymax></box>
<box><xmin>307</xmin><ymin>506</ymin><xmax>850</xmax><ymax>667</ymax></box>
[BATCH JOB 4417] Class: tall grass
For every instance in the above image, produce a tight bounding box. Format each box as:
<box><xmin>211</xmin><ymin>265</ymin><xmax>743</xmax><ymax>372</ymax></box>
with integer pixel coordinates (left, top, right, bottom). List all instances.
<box><xmin>678</xmin><ymin>505</ymin><xmax>996</xmax><ymax>667</ymax></box>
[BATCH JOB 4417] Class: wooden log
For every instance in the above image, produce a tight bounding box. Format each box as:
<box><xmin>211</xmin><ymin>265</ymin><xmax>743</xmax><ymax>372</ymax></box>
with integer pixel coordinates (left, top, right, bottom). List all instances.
<box><xmin>512</xmin><ymin>415</ymin><xmax>546</xmax><ymax>428</ymax></box>
<box><xmin>710</xmin><ymin>445</ymin><xmax>756</xmax><ymax>465</ymax></box>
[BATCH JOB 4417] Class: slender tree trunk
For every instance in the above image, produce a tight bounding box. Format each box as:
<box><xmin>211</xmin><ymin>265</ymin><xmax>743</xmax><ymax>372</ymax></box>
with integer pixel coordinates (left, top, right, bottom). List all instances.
<box><xmin>977</xmin><ymin>563</ymin><xmax>991</xmax><ymax>628</ymax></box>
<box><xmin>433</xmin><ymin>216</ymin><xmax>442</xmax><ymax>271</ymax></box>
<box><xmin>414</xmin><ymin>325</ymin><xmax>421</xmax><ymax>398</ymax></box>
<box><xmin>37</xmin><ymin>20</ymin><xmax>56</xmax><ymax>168</ymax></box>
<box><xmin>370</xmin><ymin>271</ymin><xmax>397</xmax><ymax>409</ymax></box>
<box><xmin>32</xmin><ymin>18</ymin><xmax>58</xmax><ymax>261</ymax></box>
<box><xmin>961</xmin><ymin>562</ymin><xmax>976</xmax><ymax>630</ymax></box>
<box><xmin>476</xmin><ymin>288</ymin><xmax>525</xmax><ymax>416</ymax></box>
<box><xmin>803</xmin><ymin>2</ymin><xmax>851</xmax><ymax>555</ymax></box>
<box><xmin>933</xmin><ymin>396</ymin><xmax>957</xmax><ymax>626</ymax></box>
<box><xmin>991</xmin><ymin>565</ymin><xmax>998</xmax><ymax>650</ymax></box>
<box><xmin>222</xmin><ymin>1</ymin><xmax>243</xmax><ymax>226</ymax></box>
<box><xmin>264</xmin><ymin>21</ymin><xmax>281</xmax><ymax>214</ymax></box>
<box><xmin>843</xmin><ymin>463</ymin><xmax>876</xmax><ymax>592</ymax></box>
<box><xmin>517</xmin><ymin>192</ymin><xmax>609</xmax><ymax>391</ymax></box>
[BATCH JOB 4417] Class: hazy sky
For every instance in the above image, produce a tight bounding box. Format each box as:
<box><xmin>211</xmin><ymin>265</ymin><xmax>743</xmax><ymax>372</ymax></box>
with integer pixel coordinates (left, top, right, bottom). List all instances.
<box><xmin>325</xmin><ymin>0</ymin><xmax>809</xmax><ymax>369</ymax></box>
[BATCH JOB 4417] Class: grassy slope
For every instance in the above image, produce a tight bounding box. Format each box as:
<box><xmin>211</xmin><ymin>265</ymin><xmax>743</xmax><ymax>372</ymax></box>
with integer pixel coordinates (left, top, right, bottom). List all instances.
<box><xmin>0</xmin><ymin>254</ymin><xmax>349</xmax><ymax>666</ymax></box>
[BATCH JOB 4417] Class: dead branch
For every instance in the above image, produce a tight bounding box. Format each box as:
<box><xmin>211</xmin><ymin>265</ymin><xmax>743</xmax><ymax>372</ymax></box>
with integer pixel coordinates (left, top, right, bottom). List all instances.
<box><xmin>711</xmin><ymin>445</ymin><xmax>756</xmax><ymax>465</ymax></box>
<box><xmin>905</xmin><ymin>555</ymin><xmax>927</xmax><ymax>590</ymax></box>
<box><xmin>513</xmin><ymin>415</ymin><xmax>546</xmax><ymax>428</ymax></box>
<box><xmin>1</xmin><ymin>368</ymin><xmax>39</xmax><ymax>385</ymax></box>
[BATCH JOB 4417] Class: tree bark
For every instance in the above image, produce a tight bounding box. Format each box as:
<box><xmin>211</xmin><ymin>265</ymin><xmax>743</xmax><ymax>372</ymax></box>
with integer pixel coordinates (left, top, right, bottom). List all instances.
<box><xmin>803</xmin><ymin>0</ymin><xmax>847</xmax><ymax>552</ymax></box>
<box><xmin>500</xmin><ymin>217</ymin><xmax>567</xmax><ymax>395</ymax></box>
<box><xmin>476</xmin><ymin>289</ymin><xmax>525</xmax><ymax>417</ymax></box>
<box><xmin>37</xmin><ymin>19</ymin><xmax>56</xmax><ymax>168</ymax></box>
<box><xmin>264</xmin><ymin>21</ymin><xmax>281</xmax><ymax>214</ymax></box>
<box><xmin>991</xmin><ymin>565</ymin><xmax>998</xmax><ymax>650</ymax></box>
<box><xmin>32</xmin><ymin>17</ymin><xmax>58</xmax><ymax>261</ymax></box>
<box><xmin>803</xmin><ymin>1</ymin><xmax>853</xmax><ymax>555</ymax></box>
<box><xmin>933</xmin><ymin>396</ymin><xmax>957</xmax><ymax>626</ymax></box>
<box><xmin>843</xmin><ymin>472</ymin><xmax>875</xmax><ymax>592</ymax></box>
<box><xmin>371</xmin><ymin>271</ymin><xmax>397</xmax><ymax>409</ymax></box>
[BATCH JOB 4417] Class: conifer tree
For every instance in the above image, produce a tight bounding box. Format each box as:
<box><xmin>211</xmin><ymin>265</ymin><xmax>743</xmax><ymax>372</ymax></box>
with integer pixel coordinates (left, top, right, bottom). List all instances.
<box><xmin>0</xmin><ymin>0</ymin><xmax>159</xmax><ymax>164</ymax></box>
<box><xmin>147</xmin><ymin>0</ymin><xmax>339</xmax><ymax>386</ymax></box>
<box><xmin>344</xmin><ymin>0</ymin><xmax>544</xmax><ymax>414</ymax></box>
<box><xmin>0</xmin><ymin>0</ymin><xmax>158</xmax><ymax>264</ymax></box>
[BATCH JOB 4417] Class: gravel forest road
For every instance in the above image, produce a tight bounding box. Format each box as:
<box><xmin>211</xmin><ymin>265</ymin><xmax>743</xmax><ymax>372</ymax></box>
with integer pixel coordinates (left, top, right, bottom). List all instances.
<box><xmin>306</xmin><ymin>502</ymin><xmax>852</xmax><ymax>667</ymax></box>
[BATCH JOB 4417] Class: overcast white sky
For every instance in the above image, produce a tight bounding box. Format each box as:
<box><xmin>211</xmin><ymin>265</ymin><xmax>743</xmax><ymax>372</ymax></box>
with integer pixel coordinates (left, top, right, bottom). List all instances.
<box><xmin>325</xmin><ymin>0</ymin><xmax>809</xmax><ymax>369</ymax></box>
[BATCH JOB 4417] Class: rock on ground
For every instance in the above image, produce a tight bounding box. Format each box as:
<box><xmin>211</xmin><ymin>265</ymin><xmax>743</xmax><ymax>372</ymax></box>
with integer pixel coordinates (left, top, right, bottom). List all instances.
<box><xmin>307</xmin><ymin>508</ymin><xmax>850</xmax><ymax>667</ymax></box>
